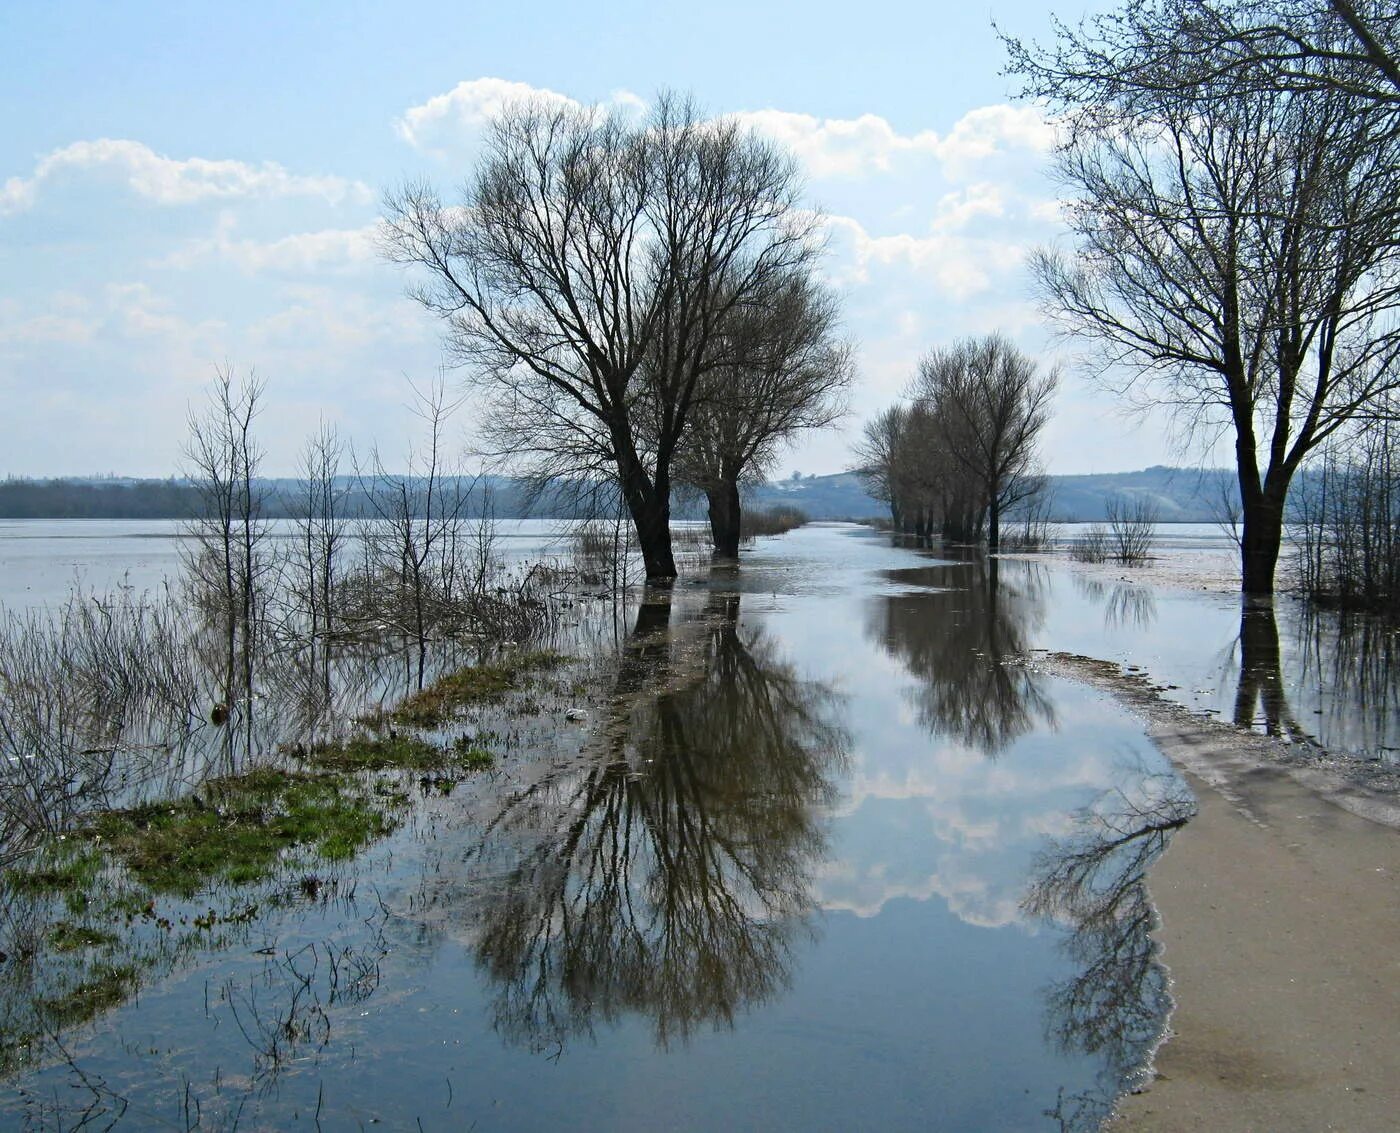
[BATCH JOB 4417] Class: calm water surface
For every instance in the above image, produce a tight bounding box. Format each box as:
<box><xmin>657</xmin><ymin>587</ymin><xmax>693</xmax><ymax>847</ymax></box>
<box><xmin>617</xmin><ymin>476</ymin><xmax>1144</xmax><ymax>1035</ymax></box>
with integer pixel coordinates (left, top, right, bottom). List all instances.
<box><xmin>0</xmin><ymin>524</ymin><xmax>1187</xmax><ymax>1130</ymax></box>
<box><xmin>6</xmin><ymin>519</ymin><xmax>1391</xmax><ymax>763</ymax></box>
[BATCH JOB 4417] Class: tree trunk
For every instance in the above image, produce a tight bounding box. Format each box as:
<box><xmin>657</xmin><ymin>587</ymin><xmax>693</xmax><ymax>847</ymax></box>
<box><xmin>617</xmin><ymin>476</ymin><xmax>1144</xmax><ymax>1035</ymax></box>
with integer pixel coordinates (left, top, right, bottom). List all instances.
<box><xmin>706</xmin><ymin>477</ymin><xmax>742</xmax><ymax>559</ymax></box>
<box><xmin>618</xmin><ymin>475</ymin><xmax>676</xmax><ymax>582</ymax></box>
<box><xmin>1239</xmin><ymin>481</ymin><xmax>1287</xmax><ymax>595</ymax></box>
<box><xmin>988</xmin><ymin>492</ymin><xmax>1001</xmax><ymax>554</ymax></box>
<box><xmin>1234</xmin><ymin>600</ymin><xmax>1288</xmax><ymax>733</ymax></box>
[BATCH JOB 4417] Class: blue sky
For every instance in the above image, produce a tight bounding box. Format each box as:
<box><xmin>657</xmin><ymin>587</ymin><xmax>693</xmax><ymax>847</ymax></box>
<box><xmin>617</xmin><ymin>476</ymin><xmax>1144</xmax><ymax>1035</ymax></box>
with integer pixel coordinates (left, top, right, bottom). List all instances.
<box><xmin>0</xmin><ymin>0</ymin><xmax>1194</xmax><ymax>478</ymax></box>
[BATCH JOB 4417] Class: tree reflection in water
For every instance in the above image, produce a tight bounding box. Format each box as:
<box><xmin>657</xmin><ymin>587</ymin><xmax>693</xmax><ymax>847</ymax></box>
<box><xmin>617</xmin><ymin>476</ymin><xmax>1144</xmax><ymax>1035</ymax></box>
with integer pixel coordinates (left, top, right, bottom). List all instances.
<box><xmin>1223</xmin><ymin>599</ymin><xmax>1321</xmax><ymax>745</ymax></box>
<box><xmin>1293</xmin><ymin>602</ymin><xmax>1400</xmax><ymax>758</ymax></box>
<box><xmin>464</xmin><ymin>580</ymin><xmax>849</xmax><ymax>1053</ymax></box>
<box><xmin>870</xmin><ymin>557</ymin><xmax>1055</xmax><ymax>754</ymax></box>
<box><xmin>1023</xmin><ymin>773</ymin><xmax>1195</xmax><ymax>1132</ymax></box>
<box><xmin>1072</xmin><ymin>575</ymin><xmax>1158</xmax><ymax>631</ymax></box>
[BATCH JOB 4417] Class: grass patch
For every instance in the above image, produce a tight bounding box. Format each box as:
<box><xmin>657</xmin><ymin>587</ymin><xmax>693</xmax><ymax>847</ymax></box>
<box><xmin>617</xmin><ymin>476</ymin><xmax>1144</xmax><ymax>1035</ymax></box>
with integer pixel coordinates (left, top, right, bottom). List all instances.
<box><xmin>86</xmin><ymin>768</ymin><xmax>394</xmax><ymax>897</ymax></box>
<box><xmin>3</xmin><ymin>847</ymin><xmax>102</xmax><ymax>896</ymax></box>
<box><xmin>47</xmin><ymin>922</ymin><xmax>119</xmax><ymax>953</ymax></box>
<box><xmin>39</xmin><ymin>964</ymin><xmax>140</xmax><ymax>1028</ymax></box>
<box><xmin>306</xmin><ymin>732</ymin><xmax>446</xmax><ymax>773</ymax></box>
<box><xmin>383</xmin><ymin>650</ymin><xmax>566</xmax><ymax>728</ymax></box>
<box><xmin>450</xmin><ymin>735</ymin><xmax>494</xmax><ymax>770</ymax></box>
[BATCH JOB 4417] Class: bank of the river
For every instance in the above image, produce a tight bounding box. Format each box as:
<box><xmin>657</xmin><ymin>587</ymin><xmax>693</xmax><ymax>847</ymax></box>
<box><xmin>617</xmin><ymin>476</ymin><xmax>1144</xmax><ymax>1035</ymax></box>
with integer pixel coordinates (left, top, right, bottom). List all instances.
<box><xmin>1042</xmin><ymin>652</ymin><xmax>1400</xmax><ymax>1132</ymax></box>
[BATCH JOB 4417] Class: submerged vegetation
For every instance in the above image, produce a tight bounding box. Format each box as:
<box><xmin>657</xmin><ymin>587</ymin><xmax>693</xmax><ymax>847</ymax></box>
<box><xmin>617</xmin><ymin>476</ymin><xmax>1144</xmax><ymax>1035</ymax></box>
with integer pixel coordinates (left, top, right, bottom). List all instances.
<box><xmin>0</xmin><ymin>663</ymin><xmax>530</xmax><ymax>1076</ymax></box>
<box><xmin>373</xmin><ymin>650</ymin><xmax>566</xmax><ymax>728</ymax></box>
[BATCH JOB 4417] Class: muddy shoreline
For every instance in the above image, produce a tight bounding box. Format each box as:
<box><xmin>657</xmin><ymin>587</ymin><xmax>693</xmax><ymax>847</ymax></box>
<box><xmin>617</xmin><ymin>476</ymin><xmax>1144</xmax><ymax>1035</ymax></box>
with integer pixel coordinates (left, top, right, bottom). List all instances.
<box><xmin>1041</xmin><ymin>652</ymin><xmax>1400</xmax><ymax>1132</ymax></box>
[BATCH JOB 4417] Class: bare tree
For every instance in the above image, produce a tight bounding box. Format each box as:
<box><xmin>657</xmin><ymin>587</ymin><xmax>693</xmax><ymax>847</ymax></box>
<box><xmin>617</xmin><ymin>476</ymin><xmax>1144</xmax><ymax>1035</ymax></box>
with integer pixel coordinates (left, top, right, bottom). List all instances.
<box><xmin>912</xmin><ymin>335</ymin><xmax>1058</xmax><ymax>553</ymax></box>
<box><xmin>382</xmin><ymin>92</ymin><xmax>820</xmax><ymax>581</ymax></box>
<box><xmin>293</xmin><ymin>421</ymin><xmax>346</xmax><ymax>688</ymax></box>
<box><xmin>853</xmin><ymin>405</ymin><xmax>909</xmax><ymax>530</ymax></box>
<box><xmin>1105</xmin><ymin>494</ymin><xmax>1160</xmax><ymax>563</ymax></box>
<box><xmin>1002</xmin><ymin>1</ymin><xmax>1400</xmax><ymax>119</ymax></box>
<box><xmin>1023</xmin><ymin>44</ymin><xmax>1400</xmax><ymax>591</ymax></box>
<box><xmin>181</xmin><ymin>367</ymin><xmax>268</xmax><ymax>707</ymax></box>
<box><xmin>852</xmin><ymin>403</ymin><xmax>951</xmax><ymax>538</ymax></box>
<box><xmin>357</xmin><ymin>376</ymin><xmax>474</xmax><ymax>689</ymax></box>
<box><xmin>674</xmin><ymin>273</ymin><xmax>852</xmax><ymax>557</ymax></box>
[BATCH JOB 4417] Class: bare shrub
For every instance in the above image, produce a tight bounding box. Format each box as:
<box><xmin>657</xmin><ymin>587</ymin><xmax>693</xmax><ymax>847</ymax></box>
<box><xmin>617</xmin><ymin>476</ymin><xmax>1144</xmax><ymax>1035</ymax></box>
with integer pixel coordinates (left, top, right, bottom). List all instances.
<box><xmin>1294</xmin><ymin>423</ymin><xmax>1400</xmax><ymax>611</ymax></box>
<box><xmin>1000</xmin><ymin>495</ymin><xmax>1057</xmax><ymax>553</ymax></box>
<box><xmin>740</xmin><ymin>505</ymin><xmax>808</xmax><ymax>540</ymax></box>
<box><xmin>1070</xmin><ymin>525</ymin><xmax>1111</xmax><ymax>564</ymax></box>
<box><xmin>1106</xmin><ymin>496</ymin><xmax>1158</xmax><ymax>565</ymax></box>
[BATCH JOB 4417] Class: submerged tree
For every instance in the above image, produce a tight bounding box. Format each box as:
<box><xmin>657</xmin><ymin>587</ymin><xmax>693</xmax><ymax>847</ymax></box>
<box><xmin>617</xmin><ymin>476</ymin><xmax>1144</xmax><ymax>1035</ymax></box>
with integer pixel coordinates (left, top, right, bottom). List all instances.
<box><xmin>853</xmin><ymin>336</ymin><xmax>1056</xmax><ymax>546</ymax></box>
<box><xmin>1008</xmin><ymin>3</ymin><xmax>1400</xmax><ymax>593</ymax></box>
<box><xmin>383</xmin><ymin>93</ymin><xmax>821</xmax><ymax>581</ymax></box>
<box><xmin>357</xmin><ymin>376</ymin><xmax>477</xmax><ymax>690</ymax></box>
<box><xmin>292</xmin><ymin>420</ymin><xmax>346</xmax><ymax>692</ymax></box>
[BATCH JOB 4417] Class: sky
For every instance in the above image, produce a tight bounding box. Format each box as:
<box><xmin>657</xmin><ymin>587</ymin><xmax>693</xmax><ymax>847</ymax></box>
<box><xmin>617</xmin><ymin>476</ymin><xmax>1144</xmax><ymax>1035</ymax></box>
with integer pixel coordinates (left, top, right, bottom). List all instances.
<box><xmin>0</xmin><ymin>0</ymin><xmax>1200</xmax><ymax>479</ymax></box>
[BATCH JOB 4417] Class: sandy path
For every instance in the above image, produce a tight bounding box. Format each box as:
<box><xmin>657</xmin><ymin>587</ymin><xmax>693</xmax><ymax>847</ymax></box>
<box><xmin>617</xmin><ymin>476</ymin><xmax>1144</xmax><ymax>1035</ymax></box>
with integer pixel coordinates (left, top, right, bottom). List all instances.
<box><xmin>1042</xmin><ymin>654</ymin><xmax>1400</xmax><ymax>1133</ymax></box>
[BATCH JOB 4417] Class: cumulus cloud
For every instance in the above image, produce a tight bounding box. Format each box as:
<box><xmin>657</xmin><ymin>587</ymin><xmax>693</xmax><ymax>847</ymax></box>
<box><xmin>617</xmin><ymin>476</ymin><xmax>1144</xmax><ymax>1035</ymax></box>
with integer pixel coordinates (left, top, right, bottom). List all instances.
<box><xmin>731</xmin><ymin>102</ymin><xmax>1056</xmax><ymax>180</ymax></box>
<box><xmin>0</xmin><ymin>139</ymin><xmax>372</xmax><ymax>216</ymax></box>
<box><xmin>824</xmin><ymin>213</ymin><xmax>1026</xmax><ymax>299</ymax></box>
<box><xmin>395</xmin><ymin>77</ymin><xmax>645</xmax><ymax>156</ymax></box>
<box><xmin>395</xmin><ymin>77</ymin><xmax>1059</xmax><ymax>185</ymax></box>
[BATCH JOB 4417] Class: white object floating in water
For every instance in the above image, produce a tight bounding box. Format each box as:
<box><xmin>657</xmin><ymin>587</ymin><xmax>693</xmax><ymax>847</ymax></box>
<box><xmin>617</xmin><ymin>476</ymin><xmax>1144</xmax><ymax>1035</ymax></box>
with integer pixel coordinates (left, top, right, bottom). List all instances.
<box><xmin>565</xmin><ymin>708</ymin><xmax>588</xmax><ymax>722</ymax></box>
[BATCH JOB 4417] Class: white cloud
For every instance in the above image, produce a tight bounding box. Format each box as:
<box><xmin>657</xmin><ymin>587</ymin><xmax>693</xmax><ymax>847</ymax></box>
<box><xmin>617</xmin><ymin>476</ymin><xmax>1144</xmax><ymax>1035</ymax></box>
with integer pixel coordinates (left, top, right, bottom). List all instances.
<box><xmin>824</xmin><ymin>213</ymin><xmax>1026</xmax><ymax>299</ymax></box>
<box><xmin>396</xmin><ymin>77</ymin><xmax>645</xmax><ymax>156</ymax></box>
<box><xmin>395</xmin><ymin>78</ymin><xmax>1056</xmax><ymax>187</ymax></box>
<box><xmin>730</xmin><ymin>109</ymin><xmax>944</xmax><ymax>178</ymax></box>
<box><xmin>731</xmin><ymin>102</ymin><xmax>1056</xmax><ymax>181</ymax></box>
<box><xmin>158</xmin><ymin>212</ymin><xmax>380</xmax><ymax>274</ymax></box>
<box><xmin>0</xmin><ymin>139</ymin><xmax>372</xmax><ymax>216</ymax></box>
<box><xmin>933</xmin><ymin>104</ymin><xmax>1058</xmax><ymax>180</ymax></box>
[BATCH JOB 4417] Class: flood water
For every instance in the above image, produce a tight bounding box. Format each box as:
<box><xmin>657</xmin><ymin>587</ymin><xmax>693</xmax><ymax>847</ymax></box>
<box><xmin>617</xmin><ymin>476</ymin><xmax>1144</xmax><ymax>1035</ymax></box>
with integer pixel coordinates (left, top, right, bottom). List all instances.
<box><xmin>5</xmin><ymin>518</ymin><xmax>1393</xmax><ymax>766</ymax></box>
<box><xmin>0</xmin><ymin>521</ymin><xmax>1380</xmax><ymax>1129</ymax></box>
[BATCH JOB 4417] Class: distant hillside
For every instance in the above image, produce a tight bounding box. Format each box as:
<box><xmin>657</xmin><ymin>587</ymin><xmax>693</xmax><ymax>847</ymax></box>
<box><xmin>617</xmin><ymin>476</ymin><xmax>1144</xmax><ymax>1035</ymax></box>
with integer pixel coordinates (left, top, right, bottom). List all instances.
<box><xmin>750</xmin><ymin>466</ymin><xmax>1250</xmax><ymax>523</ymax></box>
<box><xmin>0</xmin><ymin>467</ymin><xmax>1255</xmax><ymax>523</ymax></box>
<box><xmin>1040</xmin><ymin>466</ymin><xmax>1242</xmax><ymax>523</ymax></box>
<box><xmin>747</xmin><ymin>472</ymin><xmax>882</xmax><ymax>520</ymax></box>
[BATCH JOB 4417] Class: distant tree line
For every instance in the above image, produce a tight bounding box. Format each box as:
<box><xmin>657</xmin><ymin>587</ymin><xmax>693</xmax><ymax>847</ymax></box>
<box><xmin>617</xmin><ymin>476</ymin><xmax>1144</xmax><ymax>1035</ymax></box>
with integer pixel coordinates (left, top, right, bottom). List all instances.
<box><xmin>0</xmin><ymin>475</ymin><xmax>710</xmax><ymax>521</ymax></box>
<box><xmin>0</xmin><ymin>477</ymin><xmax>205</xmax><ymax>519</ymax></box>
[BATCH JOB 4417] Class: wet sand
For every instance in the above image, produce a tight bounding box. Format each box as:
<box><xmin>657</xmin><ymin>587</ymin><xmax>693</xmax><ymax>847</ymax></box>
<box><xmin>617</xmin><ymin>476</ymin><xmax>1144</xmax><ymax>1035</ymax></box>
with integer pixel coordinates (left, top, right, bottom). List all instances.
<box><xmin>1045</xmin><ymin>654</ymin><xmax>1400</xmax><ymax>1132</ymax></box>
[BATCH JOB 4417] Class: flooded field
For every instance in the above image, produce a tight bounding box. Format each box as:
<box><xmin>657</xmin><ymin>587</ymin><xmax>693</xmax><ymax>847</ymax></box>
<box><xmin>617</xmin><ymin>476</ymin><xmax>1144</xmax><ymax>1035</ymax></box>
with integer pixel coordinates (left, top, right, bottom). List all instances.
<box><xmin>0</xmin><ymin>521</ymin><xmax>1390</xmax><ymax>1129</ymax></box>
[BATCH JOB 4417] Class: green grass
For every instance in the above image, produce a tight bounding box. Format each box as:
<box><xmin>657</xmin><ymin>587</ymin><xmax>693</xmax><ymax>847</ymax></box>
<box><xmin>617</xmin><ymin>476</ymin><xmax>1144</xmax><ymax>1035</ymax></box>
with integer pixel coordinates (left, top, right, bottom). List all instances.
<box><xmin>86</xmin><ymin>768</ymin><xmax>395</xmax><ymax>896</ymax></box>
<box><xmin>382</xmin><ymin>650</ymin><xmax>566</xmax><ymax>727</ymax></box>
<box><xmin>47</xmin><ymin>921</ymin><xmax>119</xmax><ymax>953</ymax></box>
<box><xmin>39</xmin><ymin>964</ymin><xmax>140</xmax><ymax>1028</ymax></box>
<box><xmin>3</xmin><ymin>847</ymin><xmax>102</xmax><ymax>896</ymax></box>
<box><xmin>450</xmin><ymin>735</ymin><xmax>494</xmax><ymax>770</ymax></box>
<box><xmin>305</xmin><ymin>732</ymin><xmax>447</xmax><ymax>772</ymax></box>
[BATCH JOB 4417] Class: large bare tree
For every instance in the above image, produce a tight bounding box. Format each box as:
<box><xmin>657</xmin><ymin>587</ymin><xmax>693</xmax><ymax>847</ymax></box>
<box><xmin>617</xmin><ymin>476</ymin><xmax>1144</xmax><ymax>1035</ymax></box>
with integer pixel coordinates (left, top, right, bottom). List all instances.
<box><xmin>382</xmin><ymin>94</ymin><xmax>818</xmax><ymax>581</ymax></box>
<box><xmin>1014</xmin><ymin>16</ymin><xmax>1400</xmax><ymax>593</ymax></box>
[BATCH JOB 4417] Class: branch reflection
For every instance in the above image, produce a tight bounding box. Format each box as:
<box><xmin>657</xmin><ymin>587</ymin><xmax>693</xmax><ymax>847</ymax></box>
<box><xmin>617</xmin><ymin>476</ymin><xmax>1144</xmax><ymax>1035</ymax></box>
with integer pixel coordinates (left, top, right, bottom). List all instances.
<box><xmin>1023</xmin><ymin>773</ymin><xmax>1195</xmax><ymax>1132</ymax></box>
<box><xmin>465</xmin><ymin>581</ymin><xmax>849</xmax><ymax>1052</ymax></box>
<box><xmin>870</xmin><ymin>558</ymin><xmax>1055</xmax><ymax>754</ymax></box>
